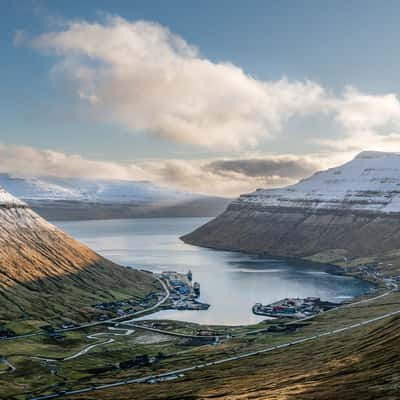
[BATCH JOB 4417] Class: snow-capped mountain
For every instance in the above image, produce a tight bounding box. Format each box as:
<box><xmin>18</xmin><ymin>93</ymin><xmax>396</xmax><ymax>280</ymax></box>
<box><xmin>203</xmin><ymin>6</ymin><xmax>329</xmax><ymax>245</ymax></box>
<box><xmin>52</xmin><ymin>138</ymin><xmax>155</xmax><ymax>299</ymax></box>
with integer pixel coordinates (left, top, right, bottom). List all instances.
<box><xmin>0</xmin><ymin>174</ymin><xmax>197</xmax><ymax>204</ymax></box>
<box><xmin>182</xmin><ymin>151</ymin><xmax>400</xmax><ymax>262</ymax></box>
<box><xmin>0</xmin><ymin>174</ymin><xmax>230</xmax><ymax>220</ymax></box>
<box><xmin>236</xmin><ymin>151</ymin><xmax>400</xmax><ymax>214</ymax></box>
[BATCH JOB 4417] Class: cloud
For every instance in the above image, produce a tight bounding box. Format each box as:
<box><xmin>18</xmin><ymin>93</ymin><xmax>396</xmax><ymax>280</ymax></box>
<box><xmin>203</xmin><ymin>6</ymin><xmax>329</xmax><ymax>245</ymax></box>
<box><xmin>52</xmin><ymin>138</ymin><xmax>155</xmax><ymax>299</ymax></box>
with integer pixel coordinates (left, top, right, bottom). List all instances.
<box><xmin>0</xmin><ymin>144</ymin><xmax>147</xmax><ymax>181</ymax></box>
<box><xmin>206</xmin><ymin>157</ymin><xmax>319</xmax><ymax>179</ymax></box>
<box><xmin>14</xmin><ymin>15</ymin><xmax>400</xmax><ymax>183</ymax></box>
<box><xmin>313</xmin><ymin>88</ymin><xmax>400</xmax><ymax>153</ymax></box>
<box><xmin>335</xmin><ymin>87</ymin><xmax>400</xmax><ymax>132</ymax></box>
<box><xmin>0</xmin><ymin>144</ymin><xmax>324</xmax><ymax>197</ymax></box>
<box><xmin>27</xmin><ymin>16</ymin><xmax>327</xmax><ymax>149</ymax></box>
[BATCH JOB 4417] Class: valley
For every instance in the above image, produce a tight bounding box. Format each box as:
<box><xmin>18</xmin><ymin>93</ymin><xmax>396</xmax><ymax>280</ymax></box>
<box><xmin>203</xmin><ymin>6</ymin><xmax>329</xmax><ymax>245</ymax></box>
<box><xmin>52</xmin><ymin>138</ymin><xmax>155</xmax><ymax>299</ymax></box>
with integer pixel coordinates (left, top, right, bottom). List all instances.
<box><xmin>3</xmin><ymin>4</ymin><xmax>400</xmax><ymax>399</ymax></box>
<box><xmin>0</xmin><ymin>213</ymin><xmax>397</xmax><ymax>400</ymax></box>
<box><xmin>2</xmin><ymin>152</ymin><xmax>400</xmax><ymax>400</ymax></box>
<box><xmin>1</xmin><ymin>266</ymin><xmax>398</xmax><ymax>400</ymax></box>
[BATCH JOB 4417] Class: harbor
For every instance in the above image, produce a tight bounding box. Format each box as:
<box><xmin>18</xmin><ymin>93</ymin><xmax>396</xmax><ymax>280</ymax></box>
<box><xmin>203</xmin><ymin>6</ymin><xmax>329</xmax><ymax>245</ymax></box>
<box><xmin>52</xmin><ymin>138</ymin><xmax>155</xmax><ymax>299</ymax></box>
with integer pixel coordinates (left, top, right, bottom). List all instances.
<box><xmin>160</xmin><ymin>270</ymin><xmax>210</xmax><ymax>311</ymax></box>
<box><xmin>253</xmin><ymin>297</ymin><xmax>339</xmax><ymax>319</ymax></box>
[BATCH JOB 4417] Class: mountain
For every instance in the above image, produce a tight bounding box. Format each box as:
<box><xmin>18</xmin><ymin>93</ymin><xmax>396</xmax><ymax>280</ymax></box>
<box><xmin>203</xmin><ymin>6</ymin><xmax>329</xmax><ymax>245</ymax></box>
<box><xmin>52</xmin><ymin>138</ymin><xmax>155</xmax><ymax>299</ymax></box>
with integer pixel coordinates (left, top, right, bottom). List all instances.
<box><xmin>182</xmin><ymin>151</ymin><xmax>400</xmax><ymax>262</ymax></box>
<box><xmin>0</xmin><ymin>174</ymin><xmax>230</xmax><ymax>220</ymax></box>
<box><xmin>0</xmin><ymin>187</ymin><xmax>158</xmax><ymax>330</ymax></box>
<box><xmin>0</xmin><ymin>174</ymin><xmax>197</xmax><ymax>204</ymax></box>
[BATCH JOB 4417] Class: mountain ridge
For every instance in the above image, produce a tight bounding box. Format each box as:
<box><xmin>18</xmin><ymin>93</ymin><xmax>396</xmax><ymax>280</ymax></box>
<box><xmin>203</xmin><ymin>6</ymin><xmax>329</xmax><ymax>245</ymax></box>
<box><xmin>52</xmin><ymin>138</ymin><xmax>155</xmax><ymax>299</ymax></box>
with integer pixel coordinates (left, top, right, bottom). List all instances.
<box><xmin>0</xmin><ymin>174</ymin><xmax>198</xmax><ymax>204</ymax></box>
<box><xmin>0</xmin><ymin>174</ymin><xmax>231</xmax><ymax>220</ymax></box>
<box><xmin>234</xmin><ymin>151</ymin><xmax>400</xmax><ymax>215</ymax></box>
<box><xmin>182</xmin><ymin>151</ymin><xmax>400</xmax><ymax>261</ymax></box>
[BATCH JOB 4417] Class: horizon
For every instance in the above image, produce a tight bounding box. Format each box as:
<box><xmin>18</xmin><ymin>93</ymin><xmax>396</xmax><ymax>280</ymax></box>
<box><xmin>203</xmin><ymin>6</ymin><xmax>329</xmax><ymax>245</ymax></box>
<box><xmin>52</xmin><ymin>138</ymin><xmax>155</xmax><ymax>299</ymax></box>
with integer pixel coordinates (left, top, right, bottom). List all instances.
<box><xmin>1</xmin><ymin>149</ymin><xmax>400</xmax><ymax>199</ymax></box>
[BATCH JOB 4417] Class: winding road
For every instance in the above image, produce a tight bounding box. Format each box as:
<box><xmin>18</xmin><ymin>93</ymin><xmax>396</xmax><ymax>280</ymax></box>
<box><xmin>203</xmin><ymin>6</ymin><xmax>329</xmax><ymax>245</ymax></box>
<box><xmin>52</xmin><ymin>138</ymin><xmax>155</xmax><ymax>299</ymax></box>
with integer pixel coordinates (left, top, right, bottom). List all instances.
<box><xmin>29</xmin><ymin>288</ymin><xmax>400</xmax><ymax>400</ymax></box>
<box><xmin>0</xmin><ymin>275</ymin><xmax>170</xmax><ymax>342</ymax></box>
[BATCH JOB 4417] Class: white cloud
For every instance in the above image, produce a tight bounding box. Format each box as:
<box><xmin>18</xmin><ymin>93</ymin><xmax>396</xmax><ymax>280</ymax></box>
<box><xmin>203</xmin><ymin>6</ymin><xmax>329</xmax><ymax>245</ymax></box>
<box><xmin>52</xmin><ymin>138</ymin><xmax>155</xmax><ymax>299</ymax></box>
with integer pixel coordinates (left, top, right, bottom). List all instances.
<box><xmin>28</xmin><ymin>16</ymin><xmax>327</xmax><ymax>149</ymax></box>
<box><xmin>313</xmin><ymin>88</ymin><xmax>400</xmax><ymax>154</ymax></box>
<box><xmin>0</xmin><ymin>144</ymin><xmax>146</xmax><ymax>181</ymax></box>
<box><xmin>0</xmin><ymin>144</ymin><xmax>325</xmax><ymax>197</ymax></box>
<box><xmin>13</xmin><ymin>16</ymin><xmax>400</xmax><ymax>191</ymax></box>
<box><xmin>335</xmin><ymin>87</ymin><xmax>400</xmax><ymax>131</ymax></box>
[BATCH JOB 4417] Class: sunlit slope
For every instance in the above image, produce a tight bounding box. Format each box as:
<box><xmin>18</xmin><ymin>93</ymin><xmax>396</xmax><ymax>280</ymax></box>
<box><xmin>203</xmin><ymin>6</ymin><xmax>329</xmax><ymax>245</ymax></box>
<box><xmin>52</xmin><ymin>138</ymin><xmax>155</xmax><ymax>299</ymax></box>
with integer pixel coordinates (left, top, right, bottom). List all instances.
<box><xmin>0</xmin><ymin>188</ymin><xmax>158</xmax><ymax>325</ymax></box>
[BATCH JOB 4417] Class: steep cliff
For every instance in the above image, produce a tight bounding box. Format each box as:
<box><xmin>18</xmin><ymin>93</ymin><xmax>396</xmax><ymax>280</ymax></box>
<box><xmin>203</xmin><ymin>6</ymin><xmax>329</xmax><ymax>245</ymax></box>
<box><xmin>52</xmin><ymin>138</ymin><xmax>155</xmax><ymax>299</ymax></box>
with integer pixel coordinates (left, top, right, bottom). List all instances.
<box><xmin>182</xmin><ymin>151</ymin><xmax>400</xmax><ymax>261</ymax></box>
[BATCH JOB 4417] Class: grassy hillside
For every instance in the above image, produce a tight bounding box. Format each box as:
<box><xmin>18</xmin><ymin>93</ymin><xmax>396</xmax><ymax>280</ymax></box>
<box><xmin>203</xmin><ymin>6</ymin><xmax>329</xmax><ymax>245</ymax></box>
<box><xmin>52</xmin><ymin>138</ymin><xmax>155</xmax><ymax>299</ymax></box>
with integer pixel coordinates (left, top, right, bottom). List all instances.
<box><xmin>72</xmin><ymin>306</ymin><xmax>400</xmax><ymax>400</ymax></box>
<box><xmin>0</xmin><ymin>205</ymin><xmax>159</xmax><ymax>331</ymax></box>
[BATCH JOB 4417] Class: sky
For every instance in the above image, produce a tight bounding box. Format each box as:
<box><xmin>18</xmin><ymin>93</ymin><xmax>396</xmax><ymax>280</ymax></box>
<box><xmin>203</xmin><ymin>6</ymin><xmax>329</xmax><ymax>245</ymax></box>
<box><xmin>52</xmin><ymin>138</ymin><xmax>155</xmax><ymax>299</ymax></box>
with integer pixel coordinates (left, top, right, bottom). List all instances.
<box><xmin>2</xmin><ymin>0</ymin><xmax>400</xmax><ymax>196</ymax></box>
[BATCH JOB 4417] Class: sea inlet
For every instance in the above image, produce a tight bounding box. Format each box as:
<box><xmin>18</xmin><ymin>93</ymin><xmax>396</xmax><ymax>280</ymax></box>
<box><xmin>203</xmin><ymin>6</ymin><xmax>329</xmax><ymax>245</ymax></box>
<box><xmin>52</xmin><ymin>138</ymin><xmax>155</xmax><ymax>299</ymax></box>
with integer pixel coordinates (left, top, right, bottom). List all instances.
<box><xmin>57</xmin><ymin>217</ymin><xmax>373</xmax><ymax>325</ymax></box>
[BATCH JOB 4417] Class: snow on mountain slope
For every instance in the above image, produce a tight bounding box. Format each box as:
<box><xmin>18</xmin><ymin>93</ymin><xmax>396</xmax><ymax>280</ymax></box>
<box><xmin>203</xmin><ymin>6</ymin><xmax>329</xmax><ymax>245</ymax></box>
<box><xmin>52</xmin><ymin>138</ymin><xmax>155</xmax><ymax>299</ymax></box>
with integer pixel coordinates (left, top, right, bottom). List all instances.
<box><xmin>237</xmin><ymin>151</ymin><xmax>400</xmax><ymax>214</ymax></box>
<box><xmin>0</xmin><ymin>186</ymin><xmax>26</xmax><ymax>206</ymax></box>
<box><xmin>0</xmin><ymin>174</ymin><xmax>198</xmax><ymax>204</ymax></box>
<box><xmin>182</xmin><ymin>151</ymin><xmax>400</xmax><ymax>260</ymax></box>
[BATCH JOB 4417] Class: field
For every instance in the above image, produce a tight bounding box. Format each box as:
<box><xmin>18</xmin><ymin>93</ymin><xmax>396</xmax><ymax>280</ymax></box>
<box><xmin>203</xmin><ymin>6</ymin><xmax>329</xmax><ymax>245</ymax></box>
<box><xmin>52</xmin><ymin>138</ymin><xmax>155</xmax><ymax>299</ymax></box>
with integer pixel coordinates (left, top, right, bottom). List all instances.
<box><xmin>1</xmin><ymin>282</ymin><xmax>399</xmax><ymax>400</ymax></box>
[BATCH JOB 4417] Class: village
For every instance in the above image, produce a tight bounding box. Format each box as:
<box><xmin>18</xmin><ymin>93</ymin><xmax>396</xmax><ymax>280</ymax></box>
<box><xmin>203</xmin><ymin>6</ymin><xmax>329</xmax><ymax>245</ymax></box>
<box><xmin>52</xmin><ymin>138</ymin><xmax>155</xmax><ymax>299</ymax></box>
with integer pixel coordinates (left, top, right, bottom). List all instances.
<box><xmin>90</xmin><ymin>291</ymin><xmax>166</xmax><ymax>322</ymax></box>
<box><xmin>159</xmin><ymin>270</ymin><xmax>210</xmax><ymax>311</ymax></box>
<box><xmin>253</xmin><ymin>297</ymin><xmax>338</xmax><ymax>319</ymax></box>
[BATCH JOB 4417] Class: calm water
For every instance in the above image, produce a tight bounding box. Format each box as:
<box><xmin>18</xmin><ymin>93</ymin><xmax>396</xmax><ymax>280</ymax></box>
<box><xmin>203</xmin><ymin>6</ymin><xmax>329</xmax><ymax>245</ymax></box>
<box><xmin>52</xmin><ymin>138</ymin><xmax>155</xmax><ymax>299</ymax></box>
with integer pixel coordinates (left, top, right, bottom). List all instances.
<box><xmin>56</xmin><ymin>218</ymin><xmax>373</xmax><ymax>325</ymax></box>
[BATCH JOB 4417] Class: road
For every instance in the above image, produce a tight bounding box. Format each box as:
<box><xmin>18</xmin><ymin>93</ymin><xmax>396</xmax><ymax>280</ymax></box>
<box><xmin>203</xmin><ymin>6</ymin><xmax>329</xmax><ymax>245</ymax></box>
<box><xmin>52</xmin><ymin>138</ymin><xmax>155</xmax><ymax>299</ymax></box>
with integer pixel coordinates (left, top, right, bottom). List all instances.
<box><xmin>119</xmin><ymin>322</ymin><xmax>217</xmax><ymax>341</ymax></box>
<box><xmin>58</xmin><ymin>276</ymin><xmax>171</xmax><ymax>332</ymax></box>
<box><xmin>29</xmin><ymin>304</ymin><xmax>400</xmax><ymax>400</ymax></box>
<box><xmin>63</xmin><ymin>328</ymin><xmax>135</xmax><ymax>361</ymax></box>
<box><xmin>1</xmin><ymin>275</ymin><xmax>170</xmax><ymax>342</ymax></box>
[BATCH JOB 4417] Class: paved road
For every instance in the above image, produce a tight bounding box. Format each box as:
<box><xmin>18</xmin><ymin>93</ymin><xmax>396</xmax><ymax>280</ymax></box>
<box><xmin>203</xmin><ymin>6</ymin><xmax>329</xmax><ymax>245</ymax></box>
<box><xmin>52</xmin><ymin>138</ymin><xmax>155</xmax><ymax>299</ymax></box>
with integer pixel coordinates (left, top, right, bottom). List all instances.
<box><xmin>29</xmin><ymin>305</ymin><xmax>400</xmax><ymax>400</ymax></box>
<box><xmin>120</xmin><ymin>322</ymin><xmax>217</xmax><ymax>341</ymax></box>
<box><xmin>63</xmin><ymin>327</ymin><xmax>135</xmax><ymax>361</ymax></box>
<box><xmin>59</xmin><ymin>276</ymin><xmax>170</xmax><ymax>333</ymax></box>
<box><xmin>1</xmin><ymin>276</ymin><xmax>170</xmax><ymax>342</ymax></box>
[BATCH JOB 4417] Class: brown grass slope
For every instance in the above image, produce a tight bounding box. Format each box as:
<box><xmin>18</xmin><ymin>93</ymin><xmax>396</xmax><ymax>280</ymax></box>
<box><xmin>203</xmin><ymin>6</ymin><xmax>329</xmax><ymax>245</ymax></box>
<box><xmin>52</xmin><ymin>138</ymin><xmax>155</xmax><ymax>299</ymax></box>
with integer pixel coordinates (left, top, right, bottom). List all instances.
<box><xmin>74</xmin><ymin>315</ymin><xmax>400</xmax><ymax>400</ymax></box>
<box><xmin>0</xmin><ymin>205</ymin><xmax>158</xmax><ymax>325</ymax></box>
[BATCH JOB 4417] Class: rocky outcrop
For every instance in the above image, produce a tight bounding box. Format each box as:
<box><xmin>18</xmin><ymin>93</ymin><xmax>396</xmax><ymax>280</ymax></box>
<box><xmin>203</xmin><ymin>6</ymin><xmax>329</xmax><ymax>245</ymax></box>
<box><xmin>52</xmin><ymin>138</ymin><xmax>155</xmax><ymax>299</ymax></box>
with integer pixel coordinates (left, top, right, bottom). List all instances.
<box><xmin>182</xmin><ymin>152</ymin><xmax>400</xmax><ymax>260</ymax></box>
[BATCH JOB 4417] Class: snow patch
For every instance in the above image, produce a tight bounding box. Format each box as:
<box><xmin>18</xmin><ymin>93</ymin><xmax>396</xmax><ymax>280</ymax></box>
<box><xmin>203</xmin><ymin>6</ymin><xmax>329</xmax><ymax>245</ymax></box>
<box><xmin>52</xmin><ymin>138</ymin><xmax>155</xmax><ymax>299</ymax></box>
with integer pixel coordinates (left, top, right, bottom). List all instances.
<box><xmin>0</xmin><ymin>175</ymin><xmax>199</xmax><ymax>204</ymax></box>
<box><xmin>236</xmin><ymin>152</ymin><xmax>400</xmax><ymax>214</ymax></box>
<box><xmin>0</xmin><ymin>186</ymin><xmax>26</xmax><ymax>206</ymax></box>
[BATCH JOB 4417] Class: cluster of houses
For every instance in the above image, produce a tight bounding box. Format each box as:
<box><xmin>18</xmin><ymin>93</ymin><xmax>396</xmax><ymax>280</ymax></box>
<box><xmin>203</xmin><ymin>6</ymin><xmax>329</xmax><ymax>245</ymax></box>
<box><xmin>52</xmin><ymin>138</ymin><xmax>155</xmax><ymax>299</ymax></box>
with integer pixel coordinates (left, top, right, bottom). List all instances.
<box><xmin>160</xmin><ymin>271</ymin><xmax>209</xmax><ymax>311</ymax></box>
<box><xmin>92</xmin><ymin>291</ymin><xmax>164</xmax><ymax>321</ymax></box>
<box><xmin>357</xmin><ymin>263</ymin><xmax>399</xmax><ymax>290</ymax></box>
<box><xmin>253</xmin><ymin>297</ymin><xmax>337</xmax><ymax>319</ymax></box>
<box><xmin>93</xmin><ymin>298</ymin><xmax>138</xmax><ymax>321</ymax></box>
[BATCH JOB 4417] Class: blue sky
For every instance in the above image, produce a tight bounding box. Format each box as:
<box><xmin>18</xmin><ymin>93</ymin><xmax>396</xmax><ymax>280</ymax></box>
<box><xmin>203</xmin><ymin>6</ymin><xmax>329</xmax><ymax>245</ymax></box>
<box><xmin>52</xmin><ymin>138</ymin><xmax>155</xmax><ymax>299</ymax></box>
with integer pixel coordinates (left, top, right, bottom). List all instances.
<box><xmin>1</xmin><ymin>0</ymin><xmax>400</xmax><ymax>195</ymax></box>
